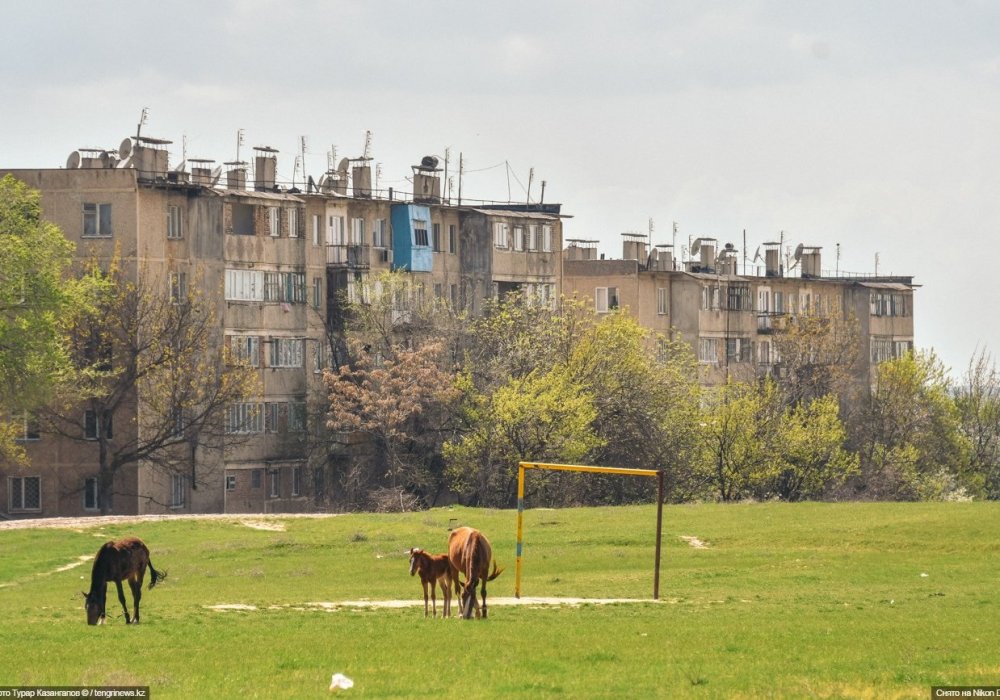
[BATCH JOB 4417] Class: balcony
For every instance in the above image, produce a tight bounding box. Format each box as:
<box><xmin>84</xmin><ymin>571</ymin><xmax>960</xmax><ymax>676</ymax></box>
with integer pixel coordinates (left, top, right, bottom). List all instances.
<box><xmin>756</xmin><ymin>312</ymin><xmax>788</xmax><ymax>333</ymax></box>
<box><xmin>326</xmin><ymin>244</ymin><xmax>370</xmax><ymax>268</ymax></box>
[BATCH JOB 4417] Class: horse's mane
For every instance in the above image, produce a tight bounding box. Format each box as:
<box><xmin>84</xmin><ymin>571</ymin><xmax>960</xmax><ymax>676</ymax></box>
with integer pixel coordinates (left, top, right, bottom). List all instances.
<box><xmin>87</xmin><ymin>542</ymin><xmax>112</xmax><ymax>596</ymax></box>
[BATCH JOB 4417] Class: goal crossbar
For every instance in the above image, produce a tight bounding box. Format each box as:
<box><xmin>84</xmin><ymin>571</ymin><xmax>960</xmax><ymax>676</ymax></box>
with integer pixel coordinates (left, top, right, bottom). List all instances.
<box><xmin>515</xmin><ymin>461</ymin><xmax>665</xmax><ymax>600</ymax></box>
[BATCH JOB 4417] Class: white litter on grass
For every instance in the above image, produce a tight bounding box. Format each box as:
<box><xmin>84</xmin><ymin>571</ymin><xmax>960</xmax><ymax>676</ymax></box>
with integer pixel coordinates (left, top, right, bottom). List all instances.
<box><xmin>920</xmin><ymin>572</ymin><xmax>929</xmax><ymax>577</ymax></box>
<box><xmin>680</xmin><ymin>536</ymin><xmax>709</xmax><ymax>549</ymax></box>
<box><xmin>329</xmin><ymin>673</ymin><xmax>354</xmax><ymax>691</ymax></box>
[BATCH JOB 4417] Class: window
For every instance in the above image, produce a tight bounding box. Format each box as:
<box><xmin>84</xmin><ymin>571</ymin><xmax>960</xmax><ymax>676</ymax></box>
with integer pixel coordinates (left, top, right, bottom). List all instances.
<box><xmin>268</xmin><ymin>207</ymin><xmax>280</xmax><ymax>237</ymax></box>
<box><xmin>166</xmin><ymin>205</ymin><xmax>182</xmax><ymax>239</ymax></box>
<box><xmin>269</xmin><ymin>469</ymin><xmax>281</xmax><ymax>498</ymax></box>
<box><xmin>229</xmin><ymin>335</ymin><xmax>260</xmax><ymax>367</ymax></box>
<box><xmin>773</xmin><ymin>291</ymin><xmax>784</xmax><ymax>313</ymax></box>
<box><xmin>313</xmin><ymin>277</ymin><xmax>323</xmax><ymax>309</ymax></box>
<box><xmin>870</xmin><ymin>291</ymin><xmax>908</xmax><ymax>317</ymax></box>
<box><xmin>448</xmin><ymin>224</ymin><xmax>457</xmax><ymax>254</ymax></box>
<box><xmin>231</xmin><ymin>203</ymin><xmax>254</xmax><ymax>235</ymax></box>
<box><xmin>329</xmin><ymin>215</ymin><xmax>345</xmax><ymax>245</ymax></box>
<box><xmin>169</xmin><ymin>271</ymin><xmax>187</xmax><ymax>304</ymax></box>
<box><xmin>270</xmin><ymin>338</ymin><xmax>304</xmax><ymax>368</ymax></box>
<box><xmin>171</xmin><ymin>474</ymin><xmax>187</xmax><ymax>508</ymax></box>
<box><xmin>542</xmin><ymin>224</ymin><xmax>552</xmax><ymax>252</ymax></box>
<box><xmin>450</xmin><ymin>284</ymin><xmax>458</xmax><ymax>308</ymax></box>
<box><xmin>84</xmin><ymin>477</ymin><xmax>99</xmax><ymax>511</ymax></box>
<box><xmin>225</xmin><ymin>269</ymin><xmax>264</xmax><ymax>301</ymax></box>
<box><xmin>84</xmin><ymin>410</ymin><xmax>112</xmax><ymax>440</ymax></box>
<box><xmin>595</xmin><ymin>287</ymin><xmax>619</xmax><ymax>313</ymax></box>
<box><xmin>265</xmin><ymin>402</ymin><xmax>286</xmax><ymax>433</ymax></box>
<box><xmin>727</xmin><ymin>284</ymin><xmax>751</xmax><ymax>311</ymax></box>
<box><xmin>82</xmin><ymin>203</ymin><xmax>112</xmax><ymax>238</ymax></box>
<box><xmin>373</xmin><ymin>218</ymin><xmax>388</xmax><ymax>248</ymax></box>
<box><xmin>313</xmin><ymin>341</ymin><xmax>327</xmax><ymax>373</ymax></box>
<box><xmin>727</xmin><ymin>338</ymin><xmax>751</xmax><ymax>363</ymax></box>
<box><xmin>251</xmin><ymin>469</ymin><xmax>262</xmax><ymax>489</ymax></box>
<box><xmin>9</xmin><ymin>475</ymin><xmax>41</xmax><ymax>511</ymax></box>
<box><xmin>513</xmin><ymin>226</ymin><xmax>525</xmax><ymax>251</ymax></box>
<box><xmin>227</xmin><ymin>402</ymin><xmax>263</xmax><ymax>433</ymax></box>
<box><xmin>351</xmin><ymin>217</ymin><xmax>366</xmax><ymax>245</ymax></box>
<box><xmin>14</xmin><ymin>412</ymin><xmax>39</xmax><ymax>441</ymax></box>
<box><xmin>434</xmin><ymin>283</ymin><xmax>443</xmax><ymax>299</ymax></box>
<box><xmin>870</xmin><ymin>337</ymin><xmax>893</xmax><ymax>364</ymax></box>
<box><xmin>701</xmin><ymin>286</ymin><xmax>721</xmax><ymax>310</ymax></box>
<box><xmin>170</xmin><ymin>406</ymin><xmax>186</xmax><ymax>438</ymax></box>
<box><xmin>698</xmin><ymin>338</ymin><xmax>719</xmax><ymax>364</ymax></box>
<box><xmin>226</xmin><ymin>474</ymin><xmax>237</xmax><ymax>492</ymax></box>
<box><xmin>432</xmin><ymin>223</ymin><xmax>442</xmax><ymax>252</ymax></box>
<box><xmin>287</xmin><ymin>208</ymin><xmax>299</xmax><ymax>238</ymax></box>
<box><xmin>292</xmin><ymin>466</ymin><xmax>303</xmax><ymax>497</ymax></box>
<box><xmin>413</xmin><ymin>220</ymin><xmax>429</xmax><ymax>247</ymax></box>
<box><xmin>528</xmin><ymin>225</ymin><xmax>539</xmax><ymax>251</ymax></box>
<box><xmin>263</xmin><ymin>271</ymin><xmax>306</xmax><ymax>303</ymax></box>
<box><xmin>759</xmin><ymin>340</ymin><xmax>771</xmax><ymax>365</ymax></box>
<box><xmin>894</xmin><ymin>339</ymin><xmax>913</xmax><ymax>358</ymax></box>
<box><xmin>657</xmin><ymin>288</ymin><xmax>668</xmax><ymax>315</ymax></box>
<box><xmin>493</xmin><ymin>222</ymin><xmax>509</xmax><ymax>248</ymax></box>
<box><xmin>312</xmin><ymin>214</ymin><xmax>321</xmax><ymax>246</ymax></box>
<box><xmin>289</xmin><ymin>402</ymin><xmax>306</xmax><ymax>432</ymax></box>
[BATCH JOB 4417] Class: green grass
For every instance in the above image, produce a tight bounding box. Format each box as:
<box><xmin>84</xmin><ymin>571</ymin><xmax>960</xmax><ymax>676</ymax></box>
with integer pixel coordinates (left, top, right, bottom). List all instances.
<box><xmin>0</xmin><ymin>503</ymin><xmax>997</xmax><ymax>698</ymax></box>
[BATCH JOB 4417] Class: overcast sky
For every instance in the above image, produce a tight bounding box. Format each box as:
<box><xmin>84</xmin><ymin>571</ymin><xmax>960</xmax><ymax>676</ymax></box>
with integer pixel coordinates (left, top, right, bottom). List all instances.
<box><xmin>3</xmin><ymin>1</ymin><xmax>998</xmax><ymax>377</ymax></box>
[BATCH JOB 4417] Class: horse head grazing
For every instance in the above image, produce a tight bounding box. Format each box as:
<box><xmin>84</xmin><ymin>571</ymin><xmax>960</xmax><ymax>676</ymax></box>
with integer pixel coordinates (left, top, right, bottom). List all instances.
<box><xmin>448</xmin><ymin>527</ymin><xmax>503</xmax><ymax>620</ymax></box>
<box><xmin>84</xmin><ymin>537</ymin><xmax>164</xmax><ymax>626</ymax></box>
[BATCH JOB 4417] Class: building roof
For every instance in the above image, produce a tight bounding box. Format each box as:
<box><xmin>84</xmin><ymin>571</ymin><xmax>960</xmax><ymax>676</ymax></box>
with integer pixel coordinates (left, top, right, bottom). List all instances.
<box><xmin>211</xmin><ymin>188</ymin><xmax>305</xmax><ymax>203</ymax></box>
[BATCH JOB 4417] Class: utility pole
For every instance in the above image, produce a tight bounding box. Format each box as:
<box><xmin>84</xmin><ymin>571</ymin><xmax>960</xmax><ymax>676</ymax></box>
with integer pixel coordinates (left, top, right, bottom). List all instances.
<box><xmin>458</xmin><ymin>152</ymin><xmax>464</xmax><ymax>206</ymax></box>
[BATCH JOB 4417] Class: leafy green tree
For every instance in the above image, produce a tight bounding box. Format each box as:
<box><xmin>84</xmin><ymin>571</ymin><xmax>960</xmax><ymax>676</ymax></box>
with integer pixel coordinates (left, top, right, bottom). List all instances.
<box><xmin>444</xmin><ymin>364</ymin><xmax>602</xmax><ymax>507</ymax></box>
<box><xmin>0</xmin><ymin>175</ymin><xmax>84</xmax><ymax>465</ymax></box>
<box><xmin>772</xmin><ymin>394</ymin><xmax>859</xmax><ymax>500</ymax></box>
<box><xmin>853</xmin><ymin>351</ymin><xmax>971</xmax><ymax>500</ymax></box>
<box><xmin>771</xmin><ymin>310</ymin><xmax>861</xmax><ymax>409</ymax></box>
<box><xmin>565</xmin><ymin>311</ymin><xmax>706</xmax><ymax>503</ymax></box>
<box><xmin>955</xmin><ymin>348</ymin><xmax>1000</xmax><ymax>499</ymax></box>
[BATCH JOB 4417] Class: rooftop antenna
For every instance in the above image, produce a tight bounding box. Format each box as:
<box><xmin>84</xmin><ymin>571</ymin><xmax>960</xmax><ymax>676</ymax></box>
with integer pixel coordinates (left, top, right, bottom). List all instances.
<box><xmin>136</xmin><ymin>107</ymin><xmax>149</xmax><ymax>139</ymax></box>
<box><xmin>836</xmin><ymin>243</ymin><xmax>841</xmax><ymax>275</ymax></box>
<box><xmin>672</xmin><ymin>222</ymin><xmax>678</xmax><ymax>270</ymax></box>
<box><xmin>362</xmin><ymin>130</ymin><xmax>372</xmax><ymax>160</ymax></box>
<box><xmin>648</xmin><ymin>218</ymin><xmax>655</xmax><ymax>257</ymax></box>
<box><xmin>300</xmin><ymin>135</ymin><xmax>308</xmax><ymax>184</ymax></box>
<box><xmin>527</xmin><ymin>166</ymin><xmax>535</xmax><ymax>204</ymax></box>
<box><xmin>540</xmin><ymin>179</ymin><xmax>547</xmax><ymax>205</ymax></box>
<box><xmin>376</xmin><ymin>162</ymin><xmax>383</xmax><ymax>193</ymax></box>
<box><xmin>327</xmin><ymin>145</ymin><xmax>337</xmax><ymax>172</ymax></box>
<box><xmin>875</xmin><ymin>251</ymin><xmax>880</xmax><ymax>276</ymax></box>
<box><xmin>236</xmin><ymin>128</ymin><xmax>245</xmax><ymax>163</ymax></box>
<box><xmin>443</xmin><ymin>147</ymin><xmax>451</xmax><ymax>203</ymax></box>
<box><xmin>292</xmin><ymin>155</ymin><xmax>302</xmax><ymax>189</ymax></box>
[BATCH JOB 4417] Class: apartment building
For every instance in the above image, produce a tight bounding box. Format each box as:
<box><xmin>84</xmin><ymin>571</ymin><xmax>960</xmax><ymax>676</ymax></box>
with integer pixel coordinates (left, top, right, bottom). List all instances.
<box><xmin>1</xmin><ymin>135</ymin><xmax>564</xmax><ymax>518</ymax></box>
<box><xmin>562</xmin><ymin>234</ymin><xmax>915</xmax><ymax>388</ymax></box>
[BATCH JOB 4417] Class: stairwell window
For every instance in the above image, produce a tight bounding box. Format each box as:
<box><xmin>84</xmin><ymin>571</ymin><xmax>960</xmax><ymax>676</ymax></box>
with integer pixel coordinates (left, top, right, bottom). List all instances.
<box><xmin>9</xmin><ymin>475</ymin><xmax>41</xmax><ymax>511</ymax></box>
<box><xmin>513</xmin><ymin>226</ymin><xmax>525</xmax><ymax>251</ymax></box>
<box><xmin>84</xmin><ymin>477</ymin><xmax>100</xmax><ymax>511</ymax></box>
<box><xmin>287</xmin><ymin>208</ymin><xmax>299</xmax><ymax>238</ymax></box>
<box><xmin>528</xmin><ymin>225</ymin><xmax>539</xmax><ymax>251</ymax></box>
<box><xmin>493</xmin><ymin>222</ymin><xmax>509</xmax><ymax>248</ymax></box>
<box><xmin>169</xmin><ymin>271</ymin><xmax>187</xmax><ymax>304</ymax></box>
<box><xmin>268</xmin><ymin>207</ymin><xmax>280</xmax><ymax>237</ymax></box>
<box><xmin>595</xmin><ymin>287</ymin><xmax>619</xmax><ymax>313</ymax></box>
<box><xmin>449</xmin><ymin>224</ymin><xmax>457</xmax><ymax>254</ymax></box>
<box><xmin>171</xmin><ymin>474</ymin><xmax>187</xmax><ymax>508</ymax></box>
<box><xmin>82</xmin><ymin>203</ymin><xmax>112</xmax><ymax>238</ymax></box>
<box><xmin>373</xmin><ymin>218</ymin><xmax>388</xmax><ymax>248</ymax></box>
<box><xmin>657</xmin><ymin>288</ymin><xmax>668</xmax><ymax>315</ymax></box>
<box><xmin>269</xmin><ymin>469</ymin><xmax>281</xmax><ymax>498</ymax></box>
<box><xmin>84</xmin><ymin>410</ymin><xmax>112</xmax><ymax>440</ymax></box>
<box><xmin>542</xmin><ymin>225</ymin><xmax>552</xmax><ymax>252</ymax></box>
<box><xmin>432</xmin><ymin>223</ymin><xmax>442</xmax><ymax>252</ymax></box>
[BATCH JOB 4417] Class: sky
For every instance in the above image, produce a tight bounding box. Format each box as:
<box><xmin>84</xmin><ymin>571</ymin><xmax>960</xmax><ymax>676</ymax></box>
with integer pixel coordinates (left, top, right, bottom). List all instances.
<box><xmin>3</xmin><ymin>1</ymin><xmax>999</xmax><ymax>378</ymax></box>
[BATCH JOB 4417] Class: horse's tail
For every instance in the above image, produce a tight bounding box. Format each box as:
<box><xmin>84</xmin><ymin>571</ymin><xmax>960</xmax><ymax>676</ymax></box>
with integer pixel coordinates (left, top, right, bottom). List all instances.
<box><xmin>148</xmin><ymin>561</ymin><xmax>166</xmax><ymax>590</ymax></box>
<box><xmin>487</xmin><ymin>560</ymin><xmax>505</xmax><ymax>581</ymax></box>
<box><xmin>462</xmin><ymin>532</ymin><xmax>479</xmax><ymax>586</ymax></box>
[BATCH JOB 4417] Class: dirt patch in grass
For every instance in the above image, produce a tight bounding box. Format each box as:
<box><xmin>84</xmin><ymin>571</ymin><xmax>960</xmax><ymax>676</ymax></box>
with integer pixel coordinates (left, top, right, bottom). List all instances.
<box><xmin>205</xmin><ymin>597</ymin><xmax>656</xmax><ymax>613</ymax></box>
<box><xmin>680</xmin><ymin>535</ymin><xmax>710</xmax><ymax>548</ymax></box>
<box><xmin>0</xmin><ymin>513</ymin><xmax>340</xmax><ymax>531</ymax></box>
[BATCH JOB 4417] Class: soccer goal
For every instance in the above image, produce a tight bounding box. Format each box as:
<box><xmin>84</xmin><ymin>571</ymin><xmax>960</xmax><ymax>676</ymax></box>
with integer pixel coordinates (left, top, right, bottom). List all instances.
<box><xmin>515</xmin><ymin>461</ymin><xmax>665</xmax><ymax>600</ymax></box>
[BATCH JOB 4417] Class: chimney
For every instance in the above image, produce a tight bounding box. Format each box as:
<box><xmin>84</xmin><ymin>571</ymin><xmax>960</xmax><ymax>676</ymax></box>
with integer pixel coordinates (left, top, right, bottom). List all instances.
<box><xmin>699</xmin><ymin>238</ymin><xmax>717</xmax><ymax>272</ymax></box>
<box><xmin>189</xmin><ymin>159</ymin><xmax>215</xmax><ymax>186</ymax></box>
<box><xmin>225</xmin><ymin>161</ymin><xmax>247</xmax><ymax>190</ymax></box>
<box><xmin>801</xmin><ymin>246</ymin><xmax>822</xmax><ymax>278</ymax></box>
<box><xmin>412</xmin><ymin>155</ymin><xmax>442</xmax><ymax>204</ymax></box>
<box><xmin>254</xmin><ymin>146</ymin><xmax>278</xmax><ymax>191</ymax></box>
<box><xmin>352</xmin><ymin>162</ymin><xmax>372</xmax><ymax>198</ymax></box>
<box><xmin>621</xmin><ymin>233</ymin><xmax>647</xmax><ymax>264</ymax></box>
<box><xmin>764</xmin><ymin>242</ymin><xmax>781</xmax><ymax>277</ymax></box>
<box><xmin>654</xmin><ymin>244</ymin><xmax>674</xmax><ymax>271</ymax></box>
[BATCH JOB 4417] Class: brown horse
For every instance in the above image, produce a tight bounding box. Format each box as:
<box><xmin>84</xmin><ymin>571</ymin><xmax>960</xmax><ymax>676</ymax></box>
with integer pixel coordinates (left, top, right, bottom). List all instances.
<box><xmin>82</xmin><ymin>537</ymin><xmax>165</xmax><ymax>625</ymax></box>
<box><xmin>448</xmin><ymin>527</ymin><xmax>504</xmax><ymax>619</ymax></box>
<box><xmin>408</xmin><ymin>548</ymin><xmax>461</xmax><ymax>618</ymax></box>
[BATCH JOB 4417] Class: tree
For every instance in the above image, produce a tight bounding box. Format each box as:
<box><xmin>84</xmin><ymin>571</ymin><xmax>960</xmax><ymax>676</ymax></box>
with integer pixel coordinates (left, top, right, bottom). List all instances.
<box><xmin>771</xmin><ymin>310</ymin><xmax>861</xmax><ymax>409</ymax></box>
<box><xmin>324</xmin><ymin>340</ymin><xmax>458</xmax><ymax>509</ymax></box>
<box><xmin>771</xmin><ymin>394</ymin><xmax>858</xmax><ymax>501</ymax></box>
<box><xmin>955</xmin><ymin>347</ymin><xmax>1000</xmax><ymax>499</ymax></box>
<box><xmin>564</xmin><ymin>311</ymin><xmax>706</xmax><ymax>503</ymax></box>
<box><xmin>852</xmin><ymin>351</ymin><xmax>971</xmax><ymax>500</ymax></box>
<box><xmin>42</xmin><ymin>252</ymin><xmax>259</xmax><ymax>513</ymax></box>
<box><xmin>444</xmin><ymin>364</ymin><xmax>602</xmax><ymax>507</ymax></box>
<box><xmin>0</xmin><ymin>175</ymin><xmax>85</xmax><ymax>465</ymax></box>
<box><xmin>699</xmin><ymin>378</ymin><xmax>784</xmax><ymax>501</ymax></box>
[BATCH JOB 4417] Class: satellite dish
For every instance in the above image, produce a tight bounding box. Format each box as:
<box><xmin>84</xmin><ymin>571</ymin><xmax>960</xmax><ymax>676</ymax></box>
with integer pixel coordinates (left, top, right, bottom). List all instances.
<box><xmin>210</xmin><ymin>165</ymin><xmax>223</xmax><ymax>187</ymax></box>
<box><xmin>66</xmin><ymin>151</ymin><xmax>81</xmax><ymax>169</ymax></box>
<box><xmin>119</xmin><ymin>137</ymin><xmax>134</xmax><ymax>160</ymax></box>
<box><xmin>172</xmin><ymin>159</ymin><xmax>187</xmax><ymax>173</ymax></box>
<box><xmin>337</xmin><ymin>157</ymin><xmax>349</xmax><ymax>174</ymax></box>
<box><xmin>691</xmin><ymin>237</ymin><xmax>702</xmax><ymax>257</ymax></box>
<box><xmin>117</xmin><ymin>156</ymin><xmax>132</xmax><ymax>169</ymax></box>
<box><xmin>794</xmin><ymin>243</ymin><xmax>804</xmax><ymax>261</ymax></box>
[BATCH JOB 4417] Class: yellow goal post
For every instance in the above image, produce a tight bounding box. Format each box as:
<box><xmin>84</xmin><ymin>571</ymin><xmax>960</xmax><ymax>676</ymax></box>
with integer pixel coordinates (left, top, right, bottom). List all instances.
<box><xmin>515</xmin><ymin>461</ymin><xmax>665</xmax><ymax>600</ymax></box>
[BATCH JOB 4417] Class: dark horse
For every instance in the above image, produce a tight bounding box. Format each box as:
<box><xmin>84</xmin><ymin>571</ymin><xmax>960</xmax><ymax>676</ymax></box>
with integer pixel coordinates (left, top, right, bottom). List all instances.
<box><xmin>83</xmin><ymin>537</ymin><xmax>165</xmax><ymax>625</ymax></box>
<box><xmin>448</xmin><ymin>526</ymin><xmax>504</xmax><ymax>619</ymax></box>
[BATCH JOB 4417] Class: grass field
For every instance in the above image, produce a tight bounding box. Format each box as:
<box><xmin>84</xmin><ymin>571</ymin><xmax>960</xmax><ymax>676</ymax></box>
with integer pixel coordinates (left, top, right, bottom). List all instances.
<box><xmin>0</xmin><ymin>502</ymin><xmax>997</xmax><ymax>698</ymax></box>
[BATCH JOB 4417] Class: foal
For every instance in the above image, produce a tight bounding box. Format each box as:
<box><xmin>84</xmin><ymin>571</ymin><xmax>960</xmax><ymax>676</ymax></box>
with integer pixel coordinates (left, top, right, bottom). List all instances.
<box><xmin>408</xmin><ymin>548</ymin><xmax>460</xmax><ymax>618</ymax></box>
